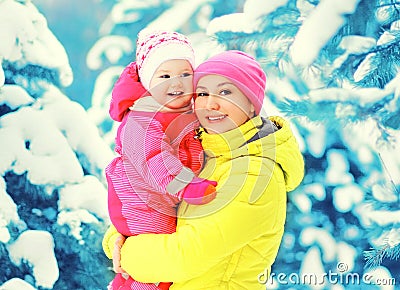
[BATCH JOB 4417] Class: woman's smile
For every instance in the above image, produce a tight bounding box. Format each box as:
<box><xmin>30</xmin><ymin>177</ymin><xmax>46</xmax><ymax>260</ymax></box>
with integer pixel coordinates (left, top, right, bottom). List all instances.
<box><xmin>206</xmin><ymin>114</ymin><xmax>228</xmax><ymax>122</ymax></box>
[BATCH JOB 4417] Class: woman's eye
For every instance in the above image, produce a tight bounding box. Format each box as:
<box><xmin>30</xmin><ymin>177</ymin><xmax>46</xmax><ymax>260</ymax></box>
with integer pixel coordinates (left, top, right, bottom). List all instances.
<box><xmin>220</xmin><ymin>89</ymin><xmax>231</xmax><ymax>96</ymax></box>
<box><xmin>181</xmin><ymin>72</ymin><xmax>192</xmax><ymax>78</ymax></box>
<box><xmin>196</xmin><ymin>92</ymin><xmax>208</xmax><ymax>97</ymax></box>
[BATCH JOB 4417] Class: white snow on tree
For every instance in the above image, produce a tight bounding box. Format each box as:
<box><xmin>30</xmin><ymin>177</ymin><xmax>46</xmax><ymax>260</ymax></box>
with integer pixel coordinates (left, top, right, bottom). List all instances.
<box><xmin>0</xmin><ymin>0</ymin><xmax>114</xmax><ymax>289</ymax></box>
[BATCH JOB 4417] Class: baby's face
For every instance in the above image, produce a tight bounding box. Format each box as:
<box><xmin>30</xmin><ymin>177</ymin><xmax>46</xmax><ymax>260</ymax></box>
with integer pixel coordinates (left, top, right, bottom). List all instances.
<box><xmin>149</xmin><ymin>59</ymin><xmax>194</xmax><ymax>111</ymax></box>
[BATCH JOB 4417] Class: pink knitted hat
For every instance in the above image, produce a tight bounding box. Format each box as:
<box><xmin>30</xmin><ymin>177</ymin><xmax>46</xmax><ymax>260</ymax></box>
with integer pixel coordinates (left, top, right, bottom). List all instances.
<box><xmin>193</xmin><ymin>50</ymin><xmax>266</xmax><ymax>114</ymax></box>
<box><xmin>136</xmin><ymin>30</ymin><xmax>195</xmax><ymax>90</ymax></box>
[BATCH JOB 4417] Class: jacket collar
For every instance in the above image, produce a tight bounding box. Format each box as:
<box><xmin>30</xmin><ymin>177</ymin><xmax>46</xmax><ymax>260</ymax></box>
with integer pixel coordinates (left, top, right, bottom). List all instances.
<box><xmin>199</xmin><ymin>116</ymin><xmax>264</xmax><ymax>156</ymax></box>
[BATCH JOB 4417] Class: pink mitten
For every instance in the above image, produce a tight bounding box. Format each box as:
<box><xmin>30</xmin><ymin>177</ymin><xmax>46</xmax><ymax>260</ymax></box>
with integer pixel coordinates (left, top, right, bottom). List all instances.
<box><xmin>182</xmin><ymin>177</ymin><xmax>217</xmax><ymax>205</ymax></box>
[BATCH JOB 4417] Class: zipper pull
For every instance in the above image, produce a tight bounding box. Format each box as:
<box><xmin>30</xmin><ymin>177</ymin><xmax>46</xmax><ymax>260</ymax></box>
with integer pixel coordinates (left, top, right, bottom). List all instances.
<box><xmin>194</xmin><ymin>129</ymin><xmax>202</xmax><ymax>140</ymax></box>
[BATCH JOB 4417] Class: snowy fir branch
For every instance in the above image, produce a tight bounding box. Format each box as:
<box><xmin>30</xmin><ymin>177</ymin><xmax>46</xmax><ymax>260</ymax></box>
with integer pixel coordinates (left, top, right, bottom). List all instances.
<box><xmin>378</xmin><ymin>153</ymin><xmax>400</xmax><ymax>203</ymax></box>
<box><xmin>275</xmin><ymin>87</ymin><xmax>399</xmax><ymax>145</ymax></box>
<box><xmin>353</xmin><ymin>39</ymin><xmax>400</xmax><ymax>88</ymax></box>
<box><xmin>363</xmin><ymin>152</ymin><xmax>400</xmax><ymax>269</ymax></box>
<box><xmin>2</xmin><ymin>61</ymin><xmax>60</xmax><ymax>93</ymax></box>
<box><xmin>364</xmin><ymin>243</ymin><xmax>400</xmax><ymax>269</ymax></box>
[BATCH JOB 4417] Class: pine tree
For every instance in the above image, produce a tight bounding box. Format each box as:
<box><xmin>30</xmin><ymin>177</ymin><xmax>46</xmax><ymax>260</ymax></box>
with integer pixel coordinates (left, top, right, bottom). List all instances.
<box><xmin>0</xmin><ymin>1</ymin><xmax>114</xmax><ymax>289</ymax></box>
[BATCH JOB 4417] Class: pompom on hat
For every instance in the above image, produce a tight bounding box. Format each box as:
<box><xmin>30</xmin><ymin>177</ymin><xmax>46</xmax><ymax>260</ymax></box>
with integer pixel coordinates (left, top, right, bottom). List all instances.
<box><xmin>193</xmin><ymin>50</ymin><xmax>266</xmax><ymax>114</ymax></box>
<box><xmin>136</xmin><ymin>29</ymin><xmax>195</xmax><ymax>90</ymax></box>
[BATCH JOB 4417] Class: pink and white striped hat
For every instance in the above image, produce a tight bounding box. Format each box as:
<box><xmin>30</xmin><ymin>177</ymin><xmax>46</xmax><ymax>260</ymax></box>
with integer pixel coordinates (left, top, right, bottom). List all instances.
<box><xmin>136</xmin><ymin>30</ymin><xmax>195</xmax><ymax>90</ymax></box>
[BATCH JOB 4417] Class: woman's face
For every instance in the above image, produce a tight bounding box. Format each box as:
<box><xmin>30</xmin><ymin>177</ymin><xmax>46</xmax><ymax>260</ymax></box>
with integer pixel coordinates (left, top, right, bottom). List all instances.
<box><xmin>194</xmin><ymin>75</ymin><xmax>255</xmax><ymax>134</ymax></box>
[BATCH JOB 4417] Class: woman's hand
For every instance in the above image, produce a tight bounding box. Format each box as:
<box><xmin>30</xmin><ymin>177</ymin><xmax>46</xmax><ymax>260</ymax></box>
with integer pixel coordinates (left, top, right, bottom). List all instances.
<box><xmin>102</xmin><ymin>224</ymin><xmax>129</xmax><ymax>277</ymax></box>
<box><xmin>113</xmin><ymin>234</ymin><xmax>128</xmax><ymax>276</ymax></box>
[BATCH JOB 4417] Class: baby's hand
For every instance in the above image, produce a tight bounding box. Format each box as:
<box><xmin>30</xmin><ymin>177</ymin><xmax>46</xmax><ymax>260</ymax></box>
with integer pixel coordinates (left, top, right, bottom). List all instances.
<box><xmin>182</xmin><ymin>177</ymin><xmax>217</xmax><ymax>205</ymax></box>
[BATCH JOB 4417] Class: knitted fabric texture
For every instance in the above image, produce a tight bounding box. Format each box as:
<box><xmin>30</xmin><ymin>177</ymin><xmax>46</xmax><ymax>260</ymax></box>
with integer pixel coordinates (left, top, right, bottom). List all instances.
<box><xmin>136</xmin><ymin>30</ymin><xmax>195</xmax><ymax>90</ymax></box>
<box><xmin>193</xmin><ymin>50</ymin><xmax>267</xmax><ymax>114</ymax></box>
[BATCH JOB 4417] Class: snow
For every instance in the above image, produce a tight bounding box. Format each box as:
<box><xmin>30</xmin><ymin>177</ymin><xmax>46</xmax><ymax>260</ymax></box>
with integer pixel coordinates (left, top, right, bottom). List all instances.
<box><xmin>87</xmin><ymin>35</ymin><xmax>133</xmax><ymax>70</ymax></box>
<box><xmin>300</xmin><ymin>227</ymin><xmax>336</xmax><ymax>262</ymax></box>
<box><xmin>304</xmin><ymin>122</ymin><xmax>326</xmax><ymax>158</ymax></box>
<box><xmin>0</xmin><ymin>0</ymin><xmax>72</xmax><ymax>86</ymax></box>
<box><xmin>366</xmin><ymin>210</ymin><xmax>400</xmax><ymax>227</ymax></box>
<box><xmin>364</xmin><ymin>267</ymin><xmax>395</xmax><ymax>290</ymax></box>
<box><xmin>332</xmin><ymin>184</ymin><xmax>364</xmax><ymax>213</ymax></box>
<box><xmin>332</xmin><ymin>36</ymin><xmax>376</xmax><ymax>72</ymax></box>
<box><xmin>290</xmin><ymin>183</ymin><xmax>326</xmax><ymax>213</ymax></box>
<box><xmin>109</xmin><ymin>0</ymin><xmax>154</xmax><ymax>25</ymax></box>
<box><xmin>325</xmin><ymin>150</ymin><xmax>354</xmax><ymax>185</ymax></box>
<box><xmin>300</xmin><ymin>246</ymin><xmax>326</xmax><ymax>289</ymax></box>
<box><xmin>387</xmin><ymin>228</ymin><xmax>400</xmax><ymax>248</ymax></box>
<box><xmin>372</xmin><ymin>183</ymin><xmax>398</xmax><ymax>203</ymax></box>
<box><xmin>0</xmin><ymin>177</ymin><xmax>20</xmax><ymax>243</ymax></box>
<box><xmin>338</xmin><ymin>35</ymin><xmax>376</xmax><ymax>54</ymax></box>
<box><xmin>7</xmin><ymin>230</ymin><xmax>59</xmax><ymax>289</ymax></box>
<box><xmin>207</xmin><ymin>13</ymin><xmax>263</xmax><ymax>35</ymax></box>
<box><xmin>89</xmin><ymin>66</ymin><xmax>122</xmax><ymax>111</ymax></box>
<box><xmin>243</xmin><ymin>0</ymin><xmax>289</xmax><ymax>19</ymax></box>
<box><xmin>0</xmin><ymin>64</ymin><xmax>4</xmax><ymax>87</ymax></box>
<box><xmin>0</xmin><ymin>106</ymin><xmax>84</xmax><ymax>185</ymax></box>
<box><xmin>57</xmin><ymin>209</ymin><xmax>100</xmax><ymax>241</ymax></box>
<box><xmin>289</xmin><ymin>0</ymin><xmax>361</xmax><ymax>66</ymax></box>
<box><xmin>145</xmin><ymin>0</ymin><xmax>210</xmax><ymax>32</ymax></box>
<box><xmin>0</xmin><ymin>278</ymin><xmax>36</xmax><ymax>290</ymax></box>
<box><xmin>336</xmin><ymin>241</ymin><xmax>357</xmax><ymax>272</ymax></box>
<box><xmin>0</xmin><ymin>85</ymin><xmax>34</xmax><ymax>109</ymax></box>
<box><xmin>39</xmin><ymin>85</ymin><xmax>114</xmax><ymax>175</ymax></box>
<box><xmin>304</xmin><ymin>183</ymin><xmax>326</xmax><ymax>201</ymax></box>
<box><xmin>58</xmin><ymin>175</ymin><xmax>108</xmax><ymax>221</ymax></box>
<box><xmin>290</xmin><ymin>190</ymin><xmax>313</xmax><ymax>213</ymax></box>
<box><xmin>207</xmin><ymin>0</ymin><xmax>289</xmax><ymax>35</ymax></box>
<box><xmin>353</xmin><ymin>53</ymin><xmax>376</xmax><ymax>82</ymax></box>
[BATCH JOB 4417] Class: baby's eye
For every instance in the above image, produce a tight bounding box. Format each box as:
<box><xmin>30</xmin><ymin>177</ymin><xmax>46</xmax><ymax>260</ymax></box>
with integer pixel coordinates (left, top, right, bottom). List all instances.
<box><xmin>159</xmin><ymin>74</ymin><xmax>171</xmax><ymax>79</ymax></box>
<box><xmin>181</xmin><ymin>72</ymin><xmax>192</xmax><ymax>78</ymax></box>
<box><xmin>220</xmin><ymin>89</ymin><xmax>231</xmax><ymax>96</ymax></box>
<box><xmin>196</xmin><ymin>92</ymin><xmax>209</xmax><ymax>97</ymax></box>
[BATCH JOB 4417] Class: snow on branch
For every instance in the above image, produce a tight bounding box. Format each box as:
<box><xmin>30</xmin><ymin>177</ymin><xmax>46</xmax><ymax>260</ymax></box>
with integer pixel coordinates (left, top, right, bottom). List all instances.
<box><xmin>7</xmin><ymin>230</ymin><xmax>59</xmax><ymax>289</ymax></box>
<box><xmin>289</xmin><ymin>0</ymin><xmax>361</xmax><ymax>66</ymax></box>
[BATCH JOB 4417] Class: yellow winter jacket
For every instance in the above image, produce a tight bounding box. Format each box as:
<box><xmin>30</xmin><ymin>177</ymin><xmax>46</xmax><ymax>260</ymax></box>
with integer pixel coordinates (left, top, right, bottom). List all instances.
<box><xmin>104</xmin><ymin>115</ymin><xmax>304</xmax><ymax>289</ymax></box>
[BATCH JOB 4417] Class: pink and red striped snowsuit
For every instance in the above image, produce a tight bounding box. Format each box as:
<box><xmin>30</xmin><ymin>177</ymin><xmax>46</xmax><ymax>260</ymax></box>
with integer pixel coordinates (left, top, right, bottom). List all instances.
<box><xmin>105</xmin><ymin>64</ymin><xmax>203</xmax><ymax>290</ymax></box>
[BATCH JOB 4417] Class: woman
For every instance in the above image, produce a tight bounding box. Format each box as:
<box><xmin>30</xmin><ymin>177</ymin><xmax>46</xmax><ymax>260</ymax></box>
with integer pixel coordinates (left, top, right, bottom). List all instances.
<box><xmin>103</xmin><ymin>50</ymin><xmax>305</xmax><ymax>289</ymax></box>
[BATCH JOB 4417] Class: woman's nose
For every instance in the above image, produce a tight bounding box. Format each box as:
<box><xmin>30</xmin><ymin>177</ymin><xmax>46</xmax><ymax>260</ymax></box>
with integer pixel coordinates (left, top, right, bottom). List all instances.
<box><xmin>206</xmin><ymin>95</ymin><xmax>220</xmax><ymax>110</ymax></box>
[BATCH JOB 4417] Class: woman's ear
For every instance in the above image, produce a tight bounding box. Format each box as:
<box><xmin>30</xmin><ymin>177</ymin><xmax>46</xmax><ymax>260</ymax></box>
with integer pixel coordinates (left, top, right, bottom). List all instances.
<box><xmin>249</xmin><ymin>103</ymin><xmax>255</xmax><ymax>116</ymax></box>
